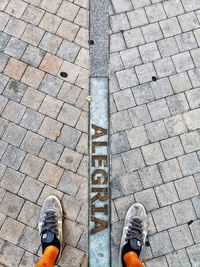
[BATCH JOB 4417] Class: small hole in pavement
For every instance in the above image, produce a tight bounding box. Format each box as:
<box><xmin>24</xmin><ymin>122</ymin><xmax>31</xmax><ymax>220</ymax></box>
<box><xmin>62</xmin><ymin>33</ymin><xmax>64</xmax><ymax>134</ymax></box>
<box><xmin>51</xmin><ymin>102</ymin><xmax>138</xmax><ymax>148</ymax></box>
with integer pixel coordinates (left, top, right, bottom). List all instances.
<box><xmin>89</xmin><ymin>40</ymin><xmax>94</xmax><ymax>45</ymax></box>
<box><xmin>152</xmin><ymin>76</ymin><xmax>157</xmax><ymax>81</ymax></box>
<box><xmin>60</xmin><ymin>72</ymin><xmax>68</xmax><ymax>78</ymax></box>
<box><xmin>188</xmin><ymin>220</ymin><xmax>194</xmax><ymax>225</ymax></box>
<box><xmin>145</xmin><ymin>240</ymin><xmax>150</xmax><ymax>247</ymax></box>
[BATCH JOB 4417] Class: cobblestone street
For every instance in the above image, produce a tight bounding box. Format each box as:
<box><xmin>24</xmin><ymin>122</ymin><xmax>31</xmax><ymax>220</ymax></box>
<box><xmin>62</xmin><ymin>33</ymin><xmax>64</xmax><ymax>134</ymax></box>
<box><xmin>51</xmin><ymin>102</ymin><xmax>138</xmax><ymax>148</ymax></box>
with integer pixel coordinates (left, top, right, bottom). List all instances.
<box><xmin>0</xmin><ymin>0</ymin><xmax>199</xmax><ymax>266</ymax></box>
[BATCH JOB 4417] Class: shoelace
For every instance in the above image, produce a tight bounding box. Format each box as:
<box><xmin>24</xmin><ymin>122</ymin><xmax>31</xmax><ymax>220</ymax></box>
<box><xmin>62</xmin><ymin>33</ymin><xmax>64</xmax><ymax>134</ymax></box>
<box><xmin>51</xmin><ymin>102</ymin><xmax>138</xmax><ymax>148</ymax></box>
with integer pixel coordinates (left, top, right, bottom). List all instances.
<box><xmin>41</xmin><ymin>210</ymin><xmax>58</xmax><ymax>235</ymax></box>
<box><xmin>125</xmin><ymin>218</ymin><xmax>143</xmax><ymax>243</ymax></box>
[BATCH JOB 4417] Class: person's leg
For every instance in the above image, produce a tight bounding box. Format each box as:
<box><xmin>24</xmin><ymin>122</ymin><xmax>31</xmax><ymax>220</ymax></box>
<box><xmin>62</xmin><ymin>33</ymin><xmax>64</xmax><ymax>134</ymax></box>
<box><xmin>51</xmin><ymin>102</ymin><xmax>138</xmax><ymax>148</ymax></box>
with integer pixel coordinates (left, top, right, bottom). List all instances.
<box><xmin>123</xmin><ymin>251</ymin><xmax>144</xmax><ymax>267</ymax></box>
<box><xmin>35</xmin><ymin>195</ymin><xmax>63</xmax><ymax>267</ymax></box>
<box><xmin>119</xmin><ymin>203</ymin><xmax>147</xmax><ymax>267</ymax></box>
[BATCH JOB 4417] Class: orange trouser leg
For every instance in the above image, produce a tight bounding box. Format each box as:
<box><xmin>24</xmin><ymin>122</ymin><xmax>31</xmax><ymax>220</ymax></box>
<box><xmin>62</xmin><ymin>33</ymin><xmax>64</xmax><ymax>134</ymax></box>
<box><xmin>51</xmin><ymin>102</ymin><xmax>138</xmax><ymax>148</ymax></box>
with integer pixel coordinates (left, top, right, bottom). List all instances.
<box><xmin>124</xmin><ymin>251</ymin><xmax>144</xmax><ymax>267</ymax></box>
<box><xmin>35</xmin><ymin>246</ymin><xmax>59</xmax><ymax>267</ymax></box>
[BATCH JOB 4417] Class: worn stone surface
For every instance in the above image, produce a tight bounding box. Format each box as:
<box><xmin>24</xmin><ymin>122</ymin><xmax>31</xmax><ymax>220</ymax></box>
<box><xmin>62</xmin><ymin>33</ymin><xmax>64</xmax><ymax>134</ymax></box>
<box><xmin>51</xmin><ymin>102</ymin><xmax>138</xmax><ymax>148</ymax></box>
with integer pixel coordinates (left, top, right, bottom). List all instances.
<box><xmin>0</xmin><ymin>0</ymin><xmax>200</xmax><ymax>266</ymax></box>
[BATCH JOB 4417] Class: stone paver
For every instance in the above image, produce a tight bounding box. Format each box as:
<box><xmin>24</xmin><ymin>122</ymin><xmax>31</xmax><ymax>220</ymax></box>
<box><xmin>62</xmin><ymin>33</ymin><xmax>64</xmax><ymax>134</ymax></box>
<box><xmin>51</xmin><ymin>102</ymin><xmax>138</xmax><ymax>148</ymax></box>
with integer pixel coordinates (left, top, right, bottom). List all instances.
<box><xmin>110</xmin><ymin>0</ymin><xmax>200</xmax><ymax>266</ymax></box>
<box><xmin>0</xmin><ymin>0</ymin><xmax>200</xmax><ymax>266</ymax></box>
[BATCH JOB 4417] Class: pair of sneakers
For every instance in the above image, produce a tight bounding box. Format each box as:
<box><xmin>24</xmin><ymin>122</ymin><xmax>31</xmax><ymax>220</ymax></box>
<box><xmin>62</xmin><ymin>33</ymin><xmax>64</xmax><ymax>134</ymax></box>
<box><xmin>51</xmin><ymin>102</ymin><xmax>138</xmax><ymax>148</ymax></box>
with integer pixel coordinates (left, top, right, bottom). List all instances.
<box><xmin>38</xmin><ymin>196</ymin><xmax>148</xmax><ymax>265</ymax></box>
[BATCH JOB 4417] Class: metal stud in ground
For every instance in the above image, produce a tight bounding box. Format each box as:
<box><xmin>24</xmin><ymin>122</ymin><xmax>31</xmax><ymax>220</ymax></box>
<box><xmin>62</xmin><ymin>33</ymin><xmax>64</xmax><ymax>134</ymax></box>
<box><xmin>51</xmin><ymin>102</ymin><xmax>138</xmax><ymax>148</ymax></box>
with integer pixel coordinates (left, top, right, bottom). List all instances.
<box><xmin>89</xmin><ymin>0</ymin><xmax>110</xmax><ymax>266</ymax></box>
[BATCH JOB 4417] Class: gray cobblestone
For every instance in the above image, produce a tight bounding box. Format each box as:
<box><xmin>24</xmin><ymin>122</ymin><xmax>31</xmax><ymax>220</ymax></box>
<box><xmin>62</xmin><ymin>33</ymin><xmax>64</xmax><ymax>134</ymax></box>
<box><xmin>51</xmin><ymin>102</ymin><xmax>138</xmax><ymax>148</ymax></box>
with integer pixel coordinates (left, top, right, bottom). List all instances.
<box><xmin>3</xmin><ymin>79</ymin><xmax>27</xmax><ymax>102</ymax></box>
<box><xmin>37</xmin><ymin>185</ymin><xmax>64</xmax><ymax>206</ymax></box>
<box><xmin>18</xmin><ymin>201</ymin><xmax>40</xmax><ymax>228</ymax></box>
<box><xmin>119</xmin><ymin>171</ymin><xmax>142</xmax><ymax>195</ymax></box>
<box><xmin>38</xmin><ymin>117</ymin><xmax>62</xmax><ymax>141</ymax></box>
<box><xmin>21</xmin><ymin>87</ymin><xmax>45</xmax><ymax>110</ymax></box>
<box><xmin>114</xmin><ymin>194</ymin><xmax>135</xmax><ymax>220</ymax></box>
<box><xmin>57</xmin><ymin>40</ymin><xmax>80</xmax><ymax>62</ymax></box>
<box><xmin>151</xmin><ymin>77</ymin><xmax>173</xmax><ymax>99</ymax></box>
<box><xmin>152</xmin><ymin>206</ymin><xmax>176</xmax><ymax>231</ymax></box>
<box><xmin>135</xmin><ymin>188</ymin><xmax>159</xmax><ymax>211</ymax></box>
<box><xmin>172</xmin><ymin>52</ymin><xmax>194</xmax><ymax>73</ymax></box>
<box><xmin>169</xmin><ymin>224</ymin><xmax>194</xmax><ymax>250</ymax></box>
<box><xmin>155</xmin><ymin>182</ymin><xmax>179</xmax><ymax>206</ymax></box>
<box><xmin>176</xmin><ymin>31</ymin><xmax>198</xmax><ymax>52</ymax></box>
<box><xmin>62</xmin><ymin>194</ymin><xmax>81</xmax><ymax>221</ymax></box>
<box><xmin>181</xmin><ymin>131</ymin><xmax>200</xmax><ymax>153</ymax></box>
<box><xmin>163</xmin><ymin>0</ymin><xmax>184</xmax><ymax>17</ymax></box>
<box><xmin>116</xmin><ymin>68</ymin><xmax>138</xmax><ymax>89</ymax></box>
<box><xmin>154</xmin><ymin>57</ymin><xmax>176</xmax><ymax>78</ymax></box>
<box><xmin>178</xmin><ymin>152</ymin><xmax>200</xmax><ymax>176</ymax></box>
<box><xmin>5</xmin><ymin>37</ymin><xmax>27</xmax><ymax>60</ymax></box>
<box><xmin>139</xmin><ymin>42</ymin><xmax>161</xmax><ymax>63</ymax></box>
<box><xmin>20</xmin><ymin>108</ymin><xmax>44</xmax><ymax>132</ymax></box>
<box><xmin>0</xmin><ymin>167</ymin><xmax>24</xmax><ymax>193</ymax></box>
<box><xmin>142</xmin><ymin>22</ymin><xmax>163</xmax><ymax>42</ymax></box>
<box><xmin>191</xmin><ymin>47</ymin><xmax>200</xmax><ymax>67</ymax></box>
<box><xmin>22</xmin><ymin>45</ymin><xmax>45</xmax><ymax>68</ymax></box>
<box><xmin>188</xmin><ymin>67</ymin><xmax>200</xmax><ymax>88</ymax></box>
<box><xmin>124</xmin><ymin>28</ymin><xmax>145</xmax><ymax>48</ymax></box>
<box><xmin>175</xmin><ymin>176</ymin><xmax>199</xmax><ymax>200</ymax></box>
<box><xmin>0</xmin><ymin>241</ymin><xmax>24</xmax><ymax>266</ymax></box>
<box><xmin>187</xmin><ymin>243</ymin><xmax>200</xmax><ymax>267</ymax></box>
<box><xmin>18</xmin><ymin>176</ymin><xmax>44</xmax><ymax>202</ymax></box>
<box><xmin>59</xmin><ymin>147</ymin><xmax>82</xmax><ymax>172</ymax></box>
<box><xmin>121</xmin><ymin>148</ymin><xmax>145</xmax><ymax>172</ymax></box>
<box><xmin>111</xmin><ymin>154</ymin><xmax>126</xmax><ymax>178</ymax></box>
<box><xmin>22</xmin><ymin>4</ymin><xmax>44</xmax><ymax>26</ymax></box>
<box><xmin>172</xmin><ymin>199</ymin><xmax>197</xmax><ymax>224</ymax></box>
<box><xmin>189</xmin><ymin>219</ymin><xmax>200</xmax><ymax>243</ymax></box>
<box><xmin>142</xmin><ymin>142</ymin><xmax>165</xmax><ymax>165</ymax></box>
<box><xmin>0</xmin><ymin>191</ymin><xmax>24</xmax><ymax>219</ymax></box>
<box><xmin>2</xmin><ymin>122</ymin><xmax>27</xmax><ymax>147</ymax></box>
<box><xmin>0</xmin><ymin>117</ymin><xmax>8</xmax><ymax>138</ymax></box>
<box><xmin>192</xmin><ymin>196</ymin><xmax>200</xmax><ymax>218</ymax></box>
<box><xmin>58</xmin><ymin>103</ymin><xmax>81</xmax><ymax>127</ymax></box>
<box><xmin>166</xmin><ymin>249</ymin><xmax>191</xmax><ymax>267</ymax></box>
<box><xmin>149</xmin><ymin>231</ymin><xmax>173</xmax><ymax>257</ymax></box>
<box><xmin>0</xmin><ymin>73</ymin><xmax>9</xmax><ymax>94</ymax></box>
<box><xmin>126</xmin><ymin>125</ymin><xmax>149</xmax><ymax>148</ymax></box>
<box><xmin>145</xmin><ymin>120</ymin><xmax>168</xmax><ymax>142</ymax></box>
<box><xmin>161</xmin><ymin>136</ymin><xmax>184</xmax><ymax>159</ymax></box>
<box><xmin>0</xmin><ymin>52</ymin><xmax>10</xmax><ymax>72</ymax></box>
<box><xmin>57</xmin><ymin>170</ymin><xmax>82</xmax><ymax>196</ymax></box>
<box><xmin>111</xmin><ymin>110</ymin><xmax>132</xmax><ymax>132</ymax></box>
<box><xmin>135</xmin><ymin>62</ymin><xmax>156</xmax><ymax>83</ymax></box>
<box><xmin>110</xmin><ymin>53</ymin><xmax>124</xmax><ymax>74</ymax></box>
<box><xmin>129</xmin><ymin>104</ymin><xmax>151</xmax><ymax>126</ymax></box>
<box><xmin>160</xmin><ymin>17</ymin><xmax>182</xmax><ymax>38</ymax></box>
<box><xmin>4</xmin><ymin>17</ymin><xmax>27</xmax><ymax>38</ymax></box>
<box><xmin>139</xmin><ymin>165</ymin><xmax>162</xmax><ymax>189</ymax></box>
<box><xmin>20</xmin><ymin>153</ymin><xmax>44</xmax><ymax>179</ymax></box>
<box><xmin>21</xmin><ymin>131</ymin><xmax>45</xmax><ymax>156</ymax></box>
<box><xmin>158</xmin><ymin>158</ymin><xmax>182</xmax><ymax>182</ymax></box>
<box><xmin>39</xmin><ymin>32</ymin><xmax>62</xmax><ymax>54</ymax></box>
<box><xmin>0</xmin><ymin>12</ymin><xmax>10</xmax><ymax>31</ymax></box>
<box><xmin>39</xmin><ymin>139</ymin><xmax>63</xmax><ymax>164</ymax></box>
<box><xmin>2</xmin><ymin>101</ymin><xmax>26</xmax><ymax>123</ymax></box>
<box><xmin>146</xmin><ymin>257</ymin><xmax>168</xmax><ymax>267</ymax></box>
<box><xmin>0</xmin><ymin>140</ymin><xmax>7</xmax><ymax>159</ymax></box>
<box><xmin>1</xmin><ymin>144</ymin><xmax>25</xmax><ymax>170</ymax></box>
<box><xmin>18</xmin><ymin>226</ymin><xmax>40</xmax><ymax>253</ymax></box>
<box><xmin>132</xmin><ymin>83</ymin><xmax>155</xmax><ymax>105</ymax></box>
<box><xmin>169</xmin><ymin>72</ymin><xmax>192</xmax><ymax>93</ymax></box>
<box><xmin>157</xmin><ymin>37</ymin><xmax>179</xmax><ymax>58</ymax></box>
<box><xmin>113</xmin><ymin>89</ymin><xmax>136</xmax><ymax>111</ymax></box>
<box><xmin>120</xmin><ymin>48</ymin><xmax>141</xmax><ymax>68</ymax></box>
<box><xmin>145</xmin><ymin>3</ymin><xmax>166</xmax><ymax>23</ymax></box>
<box><xmin>38</xmin><ymin>162</ymin><xmax>63</xmax><ymax>188</ymax></box>
<box><xmin>178</xmin><ymin>12</ymin><xmax>199</xmax><ymax>32</ymax></box>
<box><xmin>127</xmin><ymin>9</ymin><xmax>148</xmax><ymax>28</ymax></box>
<box><xmin>39</xmin><ymin>73</ymin><xmax>63</xmax><ymax>97</ymax></box>
<box><xmin>0</xmin><ymin>32</ymin><xmax>10</xmax><ymax>52</ymax></box>
<box><xmin>148</xmin><ymin>99</ymin><xmax>170</xmax><ymax>121</ymax></box>
<box><xmin>110</xmin><ymin>33</ymin><xmax>126</xmax><ymax>53</ymax></box>
<box><xmin>164</xmin><ymin>114</ymin><xmax>187</xmax><ymax>137</ymax></box>
<box><xmin>111</xmin><ymin>0</ymin><xmax>132</xmax><ymax>13</ymax></box>
<box><xmin>111</xmin><ymin>132</ymin><xmax>130</xmax><ymax>154</ymax></box>
<box><xmin>0</xmin><ymin>95</ymin><xmax>8</xmax><ymax>114</ymax></box>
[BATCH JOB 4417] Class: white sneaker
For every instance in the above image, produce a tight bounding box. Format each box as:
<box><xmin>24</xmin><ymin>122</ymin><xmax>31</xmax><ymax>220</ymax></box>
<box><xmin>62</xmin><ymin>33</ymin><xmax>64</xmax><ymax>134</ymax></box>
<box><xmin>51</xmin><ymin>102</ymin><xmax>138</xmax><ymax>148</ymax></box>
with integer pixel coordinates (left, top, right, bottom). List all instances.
<box><xmin>38</xmin><ymin>195</ymin><xmax>63</xmax><ymax>261</ymax></box>
<box><xmin>119</xmin><ymin>203</ymin><xmax>148</xmax><ymax>267</ymax></box>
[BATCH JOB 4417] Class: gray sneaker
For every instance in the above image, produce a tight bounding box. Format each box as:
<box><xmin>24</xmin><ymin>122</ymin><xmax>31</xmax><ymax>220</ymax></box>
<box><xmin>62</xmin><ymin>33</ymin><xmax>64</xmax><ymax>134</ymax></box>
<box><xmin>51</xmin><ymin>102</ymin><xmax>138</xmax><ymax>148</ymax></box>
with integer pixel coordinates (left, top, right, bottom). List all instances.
<box><xmin>119</xmin><ymin>203</ymin><xmax>148</xmax><ymax>267</ymax></box>
<box><xmin>38</xmin><ymin>195</ymin><xmax>63</xmax><ymax>261</ymax></box>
